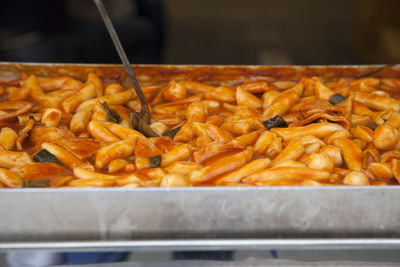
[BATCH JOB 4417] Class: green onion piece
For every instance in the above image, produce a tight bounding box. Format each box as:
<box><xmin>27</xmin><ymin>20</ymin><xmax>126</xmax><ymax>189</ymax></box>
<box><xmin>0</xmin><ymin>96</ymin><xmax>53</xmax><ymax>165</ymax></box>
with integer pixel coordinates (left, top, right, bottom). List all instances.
<box><xmin>149</xmin><ymin>155</ymin><xmax>162</xmax><ymax>168</ymax></box>
<box><xmin>23</xmin><ymin>179</ymin><xmax>50</xmax><ymax>187</ymax></box>
<box><xmin>365</xmin><ymin>120</ymin><xmax>378</xmax><ymax>131</ymax></box>
<box><xmin>363</xmin><ymin>149</ymin><xmax>380</xmax><ymax>169</ymax></box>
<box><xmin>328</xmin><ymin>93</ymin><xmax>346</xmax><ymax>105</ymax></box>
<box><xmin>163</xmin><ymin>125</ymin><xmax>182</xmax><ymax>139</ymax></box>
<box><xmin>262</xmin><ymin>115</ymin><xmax>288</xmax><ymax>130</ymax></box>
<box><xmin>33</xmin><ymin>149</ymin><xmax>61</xmax><ymax>165</ymax></box>
<box><xmin>103</xmin><ymin>101</ymin><xmax>121</xmax><ymax>123</ymax></box>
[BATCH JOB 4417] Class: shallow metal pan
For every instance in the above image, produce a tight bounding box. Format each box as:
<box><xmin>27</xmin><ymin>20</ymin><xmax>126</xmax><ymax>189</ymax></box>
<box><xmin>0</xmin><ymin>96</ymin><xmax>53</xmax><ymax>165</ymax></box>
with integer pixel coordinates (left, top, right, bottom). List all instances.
<box><xmin>0</xmin><ymin>63</ymin><xmax>400</xmax><ymax>250</ymax></box>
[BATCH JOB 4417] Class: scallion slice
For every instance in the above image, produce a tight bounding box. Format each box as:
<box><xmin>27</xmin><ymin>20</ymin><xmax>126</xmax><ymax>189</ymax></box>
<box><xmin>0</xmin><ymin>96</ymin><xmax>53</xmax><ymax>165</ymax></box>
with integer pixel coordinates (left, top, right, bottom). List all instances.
<box><xmin>163</xmin><ymin>125</ymin><xmax>182</xmax><ymax>139</ymax></box>
<box><xmin>262</xmin><ymin>115</ymin><xmax>288</xmax><ymax>130</ymax></box>
<box><xmin>329</xmin><ymin>93</ymin><xmax>346</xmax><ymax>105</ymax></box>
<box><xmin>23</xmin><ymin>179</ymin><xmax>50</xmax><ymax>187</ymax></box>
<box><xmin>33</xmin><ymin>150</ymin><xmax>61</xmax><ymax>165</ymax></box>
<box><xmin>149</xmin><ymin>155</ymin><xmax>162</xmax><ymax>168</ymax></box>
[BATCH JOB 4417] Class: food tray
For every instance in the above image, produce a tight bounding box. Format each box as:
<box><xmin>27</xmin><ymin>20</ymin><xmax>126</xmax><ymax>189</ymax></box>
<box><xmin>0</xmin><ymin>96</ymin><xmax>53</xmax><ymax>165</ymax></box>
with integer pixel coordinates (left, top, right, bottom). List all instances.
<box><xmin>1</xmin><ymin>63</ymin><xmax>400</xmax><ymax>250</ymax></box>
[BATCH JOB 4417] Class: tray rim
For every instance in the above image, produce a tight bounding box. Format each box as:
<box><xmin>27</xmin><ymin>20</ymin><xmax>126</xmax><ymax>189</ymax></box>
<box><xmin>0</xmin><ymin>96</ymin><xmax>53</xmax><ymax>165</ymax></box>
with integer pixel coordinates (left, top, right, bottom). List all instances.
<box><xmin>0</xmin><ymin>61</ymin><xmax>396</xmax><ymax>68</ymax></box>
<box><xmin>3</xmin><ymin>238</ymin><xmax>400</xmax><ymax>251</ymax></box>
<box><xmin>1</xmin><ymin>185</ymin><xmax>400</xmax><ymax>192</ymax></box>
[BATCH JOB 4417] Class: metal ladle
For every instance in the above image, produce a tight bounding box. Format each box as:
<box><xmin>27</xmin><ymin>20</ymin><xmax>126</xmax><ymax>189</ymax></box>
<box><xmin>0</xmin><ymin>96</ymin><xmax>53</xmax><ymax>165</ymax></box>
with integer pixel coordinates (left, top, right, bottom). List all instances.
<box><xmin>93</xmin><ymin>0</ymin><xmax>160</xmax><ymax>137</ymax></box>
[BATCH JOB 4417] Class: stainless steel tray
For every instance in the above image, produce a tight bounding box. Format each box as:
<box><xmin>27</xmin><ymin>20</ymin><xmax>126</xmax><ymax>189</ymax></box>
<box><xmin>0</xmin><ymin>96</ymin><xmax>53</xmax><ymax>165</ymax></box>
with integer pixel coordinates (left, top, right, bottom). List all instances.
<box><xmin>1</xmin><ymin>63</ymin><xmax>400</xmax><ymax>250</ymax></box>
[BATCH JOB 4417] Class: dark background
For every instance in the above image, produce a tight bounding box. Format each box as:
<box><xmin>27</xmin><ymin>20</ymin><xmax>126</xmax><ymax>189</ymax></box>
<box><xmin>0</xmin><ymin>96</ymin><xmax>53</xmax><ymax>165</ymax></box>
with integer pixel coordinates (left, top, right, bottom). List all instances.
<box><xmin>0</xmin><ymin>0</ymin><xmax>399</xmax><ymax>65</ymax></box>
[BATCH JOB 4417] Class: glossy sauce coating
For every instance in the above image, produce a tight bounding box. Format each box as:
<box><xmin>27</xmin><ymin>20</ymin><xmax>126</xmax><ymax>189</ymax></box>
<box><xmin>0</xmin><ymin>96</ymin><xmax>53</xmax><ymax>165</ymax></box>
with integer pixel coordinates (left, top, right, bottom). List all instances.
<box><xmin>0</xmin><ymin>70</ymin><xmax>400</xmax><ymax>188</ymax></box>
